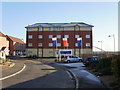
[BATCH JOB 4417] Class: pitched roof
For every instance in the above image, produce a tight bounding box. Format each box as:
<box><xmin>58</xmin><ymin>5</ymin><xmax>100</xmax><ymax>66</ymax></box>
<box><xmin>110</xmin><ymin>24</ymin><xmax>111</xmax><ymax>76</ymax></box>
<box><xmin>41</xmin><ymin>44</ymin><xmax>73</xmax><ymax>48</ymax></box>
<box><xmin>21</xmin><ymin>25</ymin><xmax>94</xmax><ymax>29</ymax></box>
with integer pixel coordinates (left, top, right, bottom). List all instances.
<box><xmin>0</xmin><ymin>32</ymin><xmax>6</xmax><ymax>37</ymax></box>
<box><xmin>25</xmin><ymin>22</ymin><xmax>94</xmax><ymax>28</ymax></box>
<box><xmin>6</xmin><ymin>35</ymin><xmax>25</xmax><ymax>44</ymax></box>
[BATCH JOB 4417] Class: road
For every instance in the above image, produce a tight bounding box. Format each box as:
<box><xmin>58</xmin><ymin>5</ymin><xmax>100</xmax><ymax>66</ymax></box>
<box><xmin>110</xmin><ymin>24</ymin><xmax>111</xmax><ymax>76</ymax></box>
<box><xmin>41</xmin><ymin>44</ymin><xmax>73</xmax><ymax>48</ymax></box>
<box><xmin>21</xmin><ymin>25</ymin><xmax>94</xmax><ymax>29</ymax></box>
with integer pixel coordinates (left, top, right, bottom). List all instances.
<box><xmin>2</xmin><ymin>58</ymin><xmax>75</xmax><ymax>88</ymax></box>
<box><xmin>2</xmin><ymin>57</ymin><xmax>106</xmax><ymax>88</ymax></box>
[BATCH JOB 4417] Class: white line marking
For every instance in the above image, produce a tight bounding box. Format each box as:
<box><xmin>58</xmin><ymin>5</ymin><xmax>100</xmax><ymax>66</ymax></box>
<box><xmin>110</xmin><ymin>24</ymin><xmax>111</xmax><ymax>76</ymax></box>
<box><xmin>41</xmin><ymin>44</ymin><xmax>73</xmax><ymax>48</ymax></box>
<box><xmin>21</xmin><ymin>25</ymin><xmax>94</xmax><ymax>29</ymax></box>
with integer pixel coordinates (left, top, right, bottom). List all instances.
<box><xmin>0</xmin><ymin>64</ymin><xmax>26</xmax><ymax>81</ymax></box>
<box><xmin>66</xmin><ymin>71</ymin><xmax>73</xmax><ymax>79</ymax></box>
<box><xmin>68</xmin><ymin>70</ymin><xmax>79</xmax><ymax>89</ymax></box>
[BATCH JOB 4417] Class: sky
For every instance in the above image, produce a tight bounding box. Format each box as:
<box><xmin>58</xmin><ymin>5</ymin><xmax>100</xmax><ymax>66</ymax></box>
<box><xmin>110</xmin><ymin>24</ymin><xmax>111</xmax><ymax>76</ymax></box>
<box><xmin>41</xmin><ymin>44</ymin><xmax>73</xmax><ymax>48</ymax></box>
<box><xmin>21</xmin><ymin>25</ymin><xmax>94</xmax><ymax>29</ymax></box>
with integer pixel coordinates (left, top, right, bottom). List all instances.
<box><xmin>1</xmin><ymin>1</ymin><xmax>118</xmax><ymax>51</ymax></box>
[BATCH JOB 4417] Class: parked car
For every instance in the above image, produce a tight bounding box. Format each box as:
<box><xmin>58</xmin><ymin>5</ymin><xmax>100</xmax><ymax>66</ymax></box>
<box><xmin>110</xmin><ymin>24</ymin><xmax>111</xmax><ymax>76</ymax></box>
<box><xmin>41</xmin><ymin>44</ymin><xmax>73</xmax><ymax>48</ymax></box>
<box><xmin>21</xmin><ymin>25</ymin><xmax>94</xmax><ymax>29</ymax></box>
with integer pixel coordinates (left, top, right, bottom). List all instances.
<box><xmin>62</xmin><ymin>55</ymin><xmax>82</xmax><ymax>63</ymax></box>
<box><xmin>83</xmin><ymin>57</ymin><xmax>100</xmax><ymax>66</ymax></box>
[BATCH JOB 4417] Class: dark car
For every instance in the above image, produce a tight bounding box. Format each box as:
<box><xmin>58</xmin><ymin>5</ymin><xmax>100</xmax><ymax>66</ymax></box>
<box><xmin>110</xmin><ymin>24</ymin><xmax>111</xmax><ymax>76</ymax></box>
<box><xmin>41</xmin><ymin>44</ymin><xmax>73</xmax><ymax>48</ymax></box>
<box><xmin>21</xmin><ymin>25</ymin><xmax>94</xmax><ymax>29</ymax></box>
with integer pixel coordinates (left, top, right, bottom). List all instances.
<box><xmin>83</xmin><ymin>57</ymin><xmax>100</xmax><ymax>66</ymax></box>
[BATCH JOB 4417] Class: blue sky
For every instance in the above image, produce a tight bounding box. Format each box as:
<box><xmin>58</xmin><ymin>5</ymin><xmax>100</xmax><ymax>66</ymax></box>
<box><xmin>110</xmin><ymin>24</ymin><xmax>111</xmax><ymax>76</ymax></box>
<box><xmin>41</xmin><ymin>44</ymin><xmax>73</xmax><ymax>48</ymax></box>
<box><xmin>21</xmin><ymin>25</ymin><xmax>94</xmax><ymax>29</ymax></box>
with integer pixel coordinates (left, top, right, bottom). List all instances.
<box><xmin>1</xmin><ymin>2</ymin><xmax>118</xmax><ymax>51</ymax></box>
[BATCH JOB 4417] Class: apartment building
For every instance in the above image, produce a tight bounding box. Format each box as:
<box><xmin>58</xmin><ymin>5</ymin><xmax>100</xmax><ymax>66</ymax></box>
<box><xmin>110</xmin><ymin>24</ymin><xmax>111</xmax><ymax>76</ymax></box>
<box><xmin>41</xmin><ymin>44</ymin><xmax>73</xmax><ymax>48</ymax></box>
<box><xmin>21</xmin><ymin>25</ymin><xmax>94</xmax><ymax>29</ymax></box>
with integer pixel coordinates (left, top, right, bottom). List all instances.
<box><xmin>25</xmin><ymin>22</ymin><xmax>94</xmax><ymax>57</ymax></box>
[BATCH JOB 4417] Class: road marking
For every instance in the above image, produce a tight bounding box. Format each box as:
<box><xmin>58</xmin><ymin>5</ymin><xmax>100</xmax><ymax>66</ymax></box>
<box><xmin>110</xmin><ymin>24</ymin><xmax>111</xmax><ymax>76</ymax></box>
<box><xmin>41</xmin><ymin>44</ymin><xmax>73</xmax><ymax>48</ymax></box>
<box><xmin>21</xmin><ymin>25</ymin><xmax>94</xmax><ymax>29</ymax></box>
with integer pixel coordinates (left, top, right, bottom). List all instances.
<box><xmin>0</xmin><ymin>64</ymin><xmax>26</xmax><ymax>81</ymax></box>
<box><xmin>67</xmin><ymin>70</ymin><xmax>79</xmax><ymax>89</ymax></box>
<box><xmin>66</xmin><ymin>71</ymin><xmax>73</xmax><ymax>79</ymax></box>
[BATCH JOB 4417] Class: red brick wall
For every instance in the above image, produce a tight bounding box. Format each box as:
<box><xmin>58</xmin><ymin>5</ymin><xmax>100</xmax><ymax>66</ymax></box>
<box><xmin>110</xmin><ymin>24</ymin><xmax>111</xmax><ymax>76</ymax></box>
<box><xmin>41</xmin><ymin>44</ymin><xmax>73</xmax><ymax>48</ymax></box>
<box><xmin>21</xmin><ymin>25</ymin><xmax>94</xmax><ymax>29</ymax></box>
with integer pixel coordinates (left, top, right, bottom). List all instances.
<box><xmin>26</xmin><ymin>30</ymin><xmax>92</xmax><ymax>49</ymax></box>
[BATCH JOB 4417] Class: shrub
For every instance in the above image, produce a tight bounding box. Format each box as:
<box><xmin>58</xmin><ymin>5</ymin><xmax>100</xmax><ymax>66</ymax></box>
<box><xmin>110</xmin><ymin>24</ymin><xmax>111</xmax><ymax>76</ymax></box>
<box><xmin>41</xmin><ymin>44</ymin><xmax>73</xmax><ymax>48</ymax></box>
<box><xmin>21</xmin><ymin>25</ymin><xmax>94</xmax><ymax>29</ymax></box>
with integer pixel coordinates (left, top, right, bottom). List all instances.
<box><xmin>96</xmin><ymin>57</ymin><xmax>112</xmax><ymax>75</ymax></box>
<box><xmin>111</xmin><ymin>57</ymin><xmax>120</xmax><ymax>82</ymax></box>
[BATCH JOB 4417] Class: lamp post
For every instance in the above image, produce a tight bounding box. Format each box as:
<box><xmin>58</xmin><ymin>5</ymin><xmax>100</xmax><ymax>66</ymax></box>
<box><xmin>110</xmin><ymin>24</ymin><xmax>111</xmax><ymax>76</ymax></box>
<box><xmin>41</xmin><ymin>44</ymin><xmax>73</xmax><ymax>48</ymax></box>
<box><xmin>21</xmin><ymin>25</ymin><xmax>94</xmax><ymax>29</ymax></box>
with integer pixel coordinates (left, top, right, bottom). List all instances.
<box><xmin>108</xmin><ymin>34</ymin><xmax>115</xmax><ymax>52</ymax></box>
<box><xmin>98</xmin><ymin>41</ymin><xmax>102</xmax><ymax>52</ymax></box>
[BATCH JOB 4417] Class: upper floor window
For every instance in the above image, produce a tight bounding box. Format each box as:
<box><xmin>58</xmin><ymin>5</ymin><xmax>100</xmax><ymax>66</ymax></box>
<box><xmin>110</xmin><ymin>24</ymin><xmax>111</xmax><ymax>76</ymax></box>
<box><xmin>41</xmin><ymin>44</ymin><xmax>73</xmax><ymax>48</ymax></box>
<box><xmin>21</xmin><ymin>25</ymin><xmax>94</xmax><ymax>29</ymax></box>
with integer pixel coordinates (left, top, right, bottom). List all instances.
<box><xmin>75</xmin><ymin>27</ymin><xmax>79</xmax><ymax>30</ymax></box>
<box><xmin>38</xmin><ymin>43</ymin><xmax>42</xmax><ymax>47</ymax></box>
<box><xmin>75</xmin><ymin>43</ymin><xmax>78</xmax><ymax>47</ymax></box>
<box><xmin>38</xmin><ymin>35</ymin><xmax>43</xmax><ymax>39</ymax></box>
<box><xmin>49</xmin><ymin>43</ymin><xmax>53</xmax><ymax>47</ymax></box>
<box><xmin>49</xmin><ymin>35</ymin><xmax>53</xmax><ymax>38</ymax></box>
<box><xmin>64</xmin><ymin>27</ymin><xmax>69</xmax><ymax>30</ymax></box>
<box><xmin>56</xmin><ymin>35</ymin><xmax>61</xmax><ymax>38</ymax></box>
<box><xmin>57</xmin><ymin>43</ymin><xmax>61</xmax><ymax>47</ymax></box>
<box><xmin>39</xmin><ymin>27</ymin><xmax>42</xmax><ymax>31</ymax></box>
<box><xmin>75</xmin><ymin>35</ymin><xmax>80</xmax><ymax>38</ymax></box>
<box><xmin>28</xmin><ymin>35</ymin><xmax>33</xmax><ymax>39</ymax></box>
<box><xmin>28</xmin><ymin>28</ymin><xmax>33</xmax><ymax>31</ymax></box>
<box><xmin>64</xmin><ymin>35</ymin><xmax>69</xmax><ymax>38</ymax></box>
<box><xmin>56</xmin><ymin>27</ymin><xmax>61</xmax><ymax>31</ymax></box>
<box><xmin>86</xmin><ymin>43</ymin><xmax>90</xmax><ymax>47</ymax></box>
<box><xmin>85</xmin><ymin>27</ymin><xmax>91</xmax><ymax>30</ymax></box>
<box><xmin>86</xmin><ymin>35</ymin><xmax>90</xmax><ymax>38</ymax></box>
<box><xmin>50</xmin><ymin>27</ymin><xmax>54</xmax><ymax>31</ymax></box>
<box><xmin>28</xmin><ymin>43</ymin><xmax>32</xmax><ymax>47</ymax></box>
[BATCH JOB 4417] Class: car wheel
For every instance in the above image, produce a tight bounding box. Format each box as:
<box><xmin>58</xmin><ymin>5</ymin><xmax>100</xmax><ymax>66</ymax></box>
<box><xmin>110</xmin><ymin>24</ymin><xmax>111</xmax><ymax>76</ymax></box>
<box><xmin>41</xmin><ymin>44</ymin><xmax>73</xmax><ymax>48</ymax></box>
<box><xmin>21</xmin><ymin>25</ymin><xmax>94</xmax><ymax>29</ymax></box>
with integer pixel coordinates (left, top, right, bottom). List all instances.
<box><xmin>67</xmin><ymin>60</ymin><xmax>70</xmax><ymax>63</ymax></box>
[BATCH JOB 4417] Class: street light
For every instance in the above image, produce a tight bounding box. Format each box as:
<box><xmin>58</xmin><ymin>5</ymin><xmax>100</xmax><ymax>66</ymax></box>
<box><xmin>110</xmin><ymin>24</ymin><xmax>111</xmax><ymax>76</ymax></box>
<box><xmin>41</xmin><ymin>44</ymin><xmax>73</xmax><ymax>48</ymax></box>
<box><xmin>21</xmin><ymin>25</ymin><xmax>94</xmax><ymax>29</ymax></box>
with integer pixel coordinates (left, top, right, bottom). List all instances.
<box><xmin>108</xmin><ymin>34</ymin><xmax>115</xmax><ymax>52</ymax></box>
<box><xmin>98</xmin><ymin>41</ymin><xmax>102</xmax><ymax>52</ymax></box>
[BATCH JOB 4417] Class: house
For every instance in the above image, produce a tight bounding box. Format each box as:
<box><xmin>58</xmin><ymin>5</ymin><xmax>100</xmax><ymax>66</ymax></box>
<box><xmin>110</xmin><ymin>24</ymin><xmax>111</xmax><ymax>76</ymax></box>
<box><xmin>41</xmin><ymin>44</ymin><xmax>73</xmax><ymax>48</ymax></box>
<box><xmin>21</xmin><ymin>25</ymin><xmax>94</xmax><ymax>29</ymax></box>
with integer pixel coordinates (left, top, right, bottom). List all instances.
<box><xmin>6</xmin><ymin>35</ymin><xmax>26</xmax><ymax>56</ymax></box>
<box><xmin>0</xmin><ymin>32</ymin><xmax>9</xmax><ymax>60</ymax></box>
<box><xmin>25</xmin><ymin>22</ymin><xmax>94</xmax><ymax>57</ymax></box>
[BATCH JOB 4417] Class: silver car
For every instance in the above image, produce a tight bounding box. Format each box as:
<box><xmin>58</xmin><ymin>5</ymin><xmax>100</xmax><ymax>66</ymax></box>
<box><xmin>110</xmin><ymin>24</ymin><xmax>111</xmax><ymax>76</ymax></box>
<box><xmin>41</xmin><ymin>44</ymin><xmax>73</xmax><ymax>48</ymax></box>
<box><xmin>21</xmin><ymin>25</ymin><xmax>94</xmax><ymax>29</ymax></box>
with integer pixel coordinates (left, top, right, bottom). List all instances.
<box><xmin>62</xmin><ymin>55</ymin><xmax>82</xmax><ymax>63</ymax></box>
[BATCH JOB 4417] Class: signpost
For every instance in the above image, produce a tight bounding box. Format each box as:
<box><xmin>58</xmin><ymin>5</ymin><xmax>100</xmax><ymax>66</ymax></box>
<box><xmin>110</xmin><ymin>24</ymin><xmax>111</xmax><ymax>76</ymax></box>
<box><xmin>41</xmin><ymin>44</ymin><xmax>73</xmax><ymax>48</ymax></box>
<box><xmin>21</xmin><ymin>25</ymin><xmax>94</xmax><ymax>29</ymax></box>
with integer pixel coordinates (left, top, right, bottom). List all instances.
<box><xmin>58</xmin><ymin>49</ymin><xmax>72</xmax><ymax>61</ymax></box>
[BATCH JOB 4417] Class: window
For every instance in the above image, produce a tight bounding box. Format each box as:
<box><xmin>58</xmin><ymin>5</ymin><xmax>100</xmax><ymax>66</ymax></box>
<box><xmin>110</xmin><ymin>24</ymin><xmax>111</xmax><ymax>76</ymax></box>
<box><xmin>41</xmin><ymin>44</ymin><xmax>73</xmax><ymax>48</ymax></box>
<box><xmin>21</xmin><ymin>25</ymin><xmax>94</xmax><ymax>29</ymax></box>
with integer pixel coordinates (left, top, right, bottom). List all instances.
<box><xmin>75</xmin><ymin>43</ymin><xmax>78</xmax><ymax>46</ymax></box>
<box><xmin>75</xmin><ymin>35</ymin><xmax>80</xmax><ymax>38</ymax></box>
<box><xmin>38</xmin><ymin>35</ymin><xmax>43</xmax><ymax>39</ymax></box>
<box><xmin>57</xmin><ymin>43</ymin><xmax>61</xmax><ymax>46</ymax></box>
<box><xmin>39</xmin><ymin>27</ymin><xmax>42</xmax><ymax>31</ymax></box>
<box><xmin>57</xmin><ymin>27</ymin><xmax>61</xmax><ymax>31</ymax></box>
<box><xmin>38</xmin><ymin>43</ymin><xmax>42</xmax><ymax>47</ymax></box>
<box><xmin>28</xmin><ymin>43</ymin><xmax>32</xmax><ymax>47</ymax></box>
<box><xmin>49</xmin><ymin>35</ymin><xmax>53</xmax><ymax>38</ymax></box>
<box><xmin>86</xmin><ymin>35</ymin><xmax>90</xmax><ymax>38</ymax></box>
<box><xmin>86</xmin><ymin>43</ymin><xmax>90</xmax><ymax>47</ymax></box>
<box><xmin>86</xmin><ymin>27</ymin><xmax>91</xmax><ymax>30</ymax></box>
<box><xmin>50</xmin><ymin>27</ymin><xmax>54</xmax><ymax>31</ymax></box>
<box><xmin>48</xmin><ymin>51</ymin><xmax>53</xmax><ymax>54</ymax></box>
<box><xmin>56</xmin><ymin>35</ymin><xmax>61</xmax><ymax>38</ymax></box>
<box><xmin>75</xmin><ymin>27</ymin><xmax>79</xmax><ymax>30</ymax></box>
<box><xmin>28</xmin><ymin>35</ymin><xmax>33</xmax><ymax>39</ymax></box>
<box><xmin>64</xmin><ymin>27</ymin><xmax>69</xmax><ymax>30</ymax></box>
<box><xmin>28</xmin><ymin>28</ymin><xmax>33</xmax><ymax>31</ymax></box>
<box><xmin>64</xmin><ymin>35</ymin><xmax>69</xmax><ymax>38</ymax></box>
<box><xmin>49</xmin><ymin>43</ymin><xmax>53</xmax><ymax>47</ymax></box>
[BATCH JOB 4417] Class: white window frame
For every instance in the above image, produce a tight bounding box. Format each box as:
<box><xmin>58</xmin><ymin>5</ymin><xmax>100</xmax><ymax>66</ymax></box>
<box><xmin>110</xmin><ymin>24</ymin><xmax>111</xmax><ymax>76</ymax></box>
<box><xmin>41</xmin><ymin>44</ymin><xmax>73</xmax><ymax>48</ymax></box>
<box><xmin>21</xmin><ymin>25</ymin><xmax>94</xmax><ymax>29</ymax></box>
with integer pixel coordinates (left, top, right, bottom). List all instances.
<box><xmin>86</xmin><ymin>27</ymin><xmax>91</xmax><ymax>30</ymax></box>
<box><xmin>57</xmin><ymin>27</ymin><xmax>61</xmax><ymax>31</ymax></box>
<box><xmin>50</xmin><ymin>27</ymin><xmax>54</xmax><ymax>31</ymax></box>
<box><xmin>38</xmin><ymin>43</ymin><xmax>42</xmax><ymax>47</ymax></box>
<box><xmin>38</xmin><ymin>35</ymin><xmax>43</xmax><ymax>39</ymax></box>
<box><xmin>57</xmin><ymin>35</ymin><xmax>61</xmax><ymax>38</ymax></box>
<box><xmin>28</xmin><ymin>35</ymin><xmax>33</xmax><ymax>39</ymax></box>
<box><xmin>28</xmin><ymin>43</ymin><xmax>32</xmax><ymax>47</ymax></box>
<box><xmin>57</xmin><ymin>43</ymin><xmax>61</xmax><ymax>47</ymax></box>
<box><xmin>64</xmin><ymin>27</ymin><xmax>69</xmax><ymax>30</ymax></box>
<box><xmin>75</xmin><ymin>35</ymin><xmax>80</xmax><ymax>38</ymax></box>
<box><xmin>28</xmin><ymin>28</ymin><xmax>33</xmax><ymax>31</ymax></box>
<box><xmin>39</xmin><ymin>27</ymin><xmax>42</xmax><ymax>31</ymax></box>
<box><xmin>75</xmin><ymin>43</ymin><xmax>78</xmax><ymax>47</ymax></box>
<box><xmin>86</xmin><ymin>43</ymin><xmax>90</xmax><ymax>47</ymax></box>
<box><xmin>49</xmin><ymin>35</ymin><xmax>53</xmax><ymax>38</ymax></box>
<box><xmin>64</xmin><ymin>35</ymin><xmax>69</xmax><ymax>38</ymax></box>
<box><xmin>86</xmin><ymin>35</ymin><xmax>90</xmax><ymax>38</ymax></box>
<box><xmin>75</xmin><ymin>27</ymin><xmax>79</xmax><ymax>30</ymax></box>
<box><xmin>49</xmin><ymin>43</ymin><xmax>53</xmax><ymax>47</ymax></box>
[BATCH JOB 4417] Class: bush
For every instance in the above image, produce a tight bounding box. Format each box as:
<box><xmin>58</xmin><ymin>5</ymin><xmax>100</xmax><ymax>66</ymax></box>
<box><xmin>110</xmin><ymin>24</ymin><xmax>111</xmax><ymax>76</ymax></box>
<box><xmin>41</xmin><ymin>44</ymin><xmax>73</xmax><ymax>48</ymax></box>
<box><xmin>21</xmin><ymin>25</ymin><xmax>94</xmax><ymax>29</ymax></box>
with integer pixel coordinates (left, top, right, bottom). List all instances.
<box><xmin>96</xmin><ymin>57</ymin><xmax>112</xmax><ymax>75</ymax></box>
<box><xmin>111</xmin><ymin>57</ymin><xmax>120</xmax><ymax>82</ymax></box>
